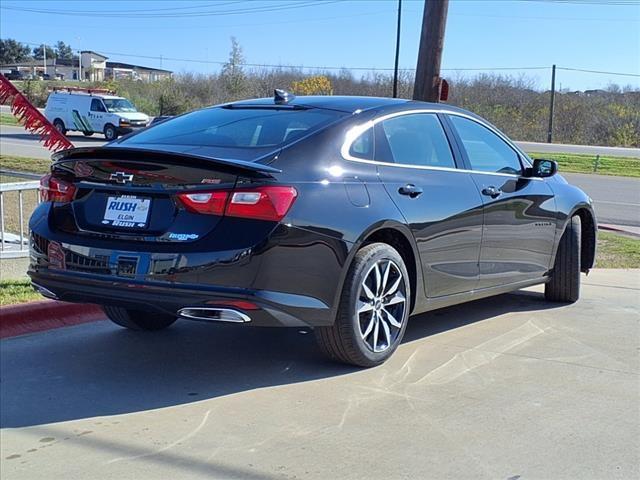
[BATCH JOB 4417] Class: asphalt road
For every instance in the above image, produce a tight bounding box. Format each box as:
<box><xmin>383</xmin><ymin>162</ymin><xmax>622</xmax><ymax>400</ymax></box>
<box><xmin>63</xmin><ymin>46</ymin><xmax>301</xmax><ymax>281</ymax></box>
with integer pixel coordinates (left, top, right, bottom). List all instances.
<box><xmin>562</xmin><ymin>172</ymin><xmax>640</xmax><ymax>227</ymax></box>
<box><xmin>518</xmin><ymin>141</ymin><xmax>640</xmax><ymax>158</ymax></box>
<box><xmin>1</xmin><ymin>124</ymin><xmax>638</xmax><ymax>226</ymax></box>
<box><xmin>1</xmin><ymin>269</ymin><xmax>638</xmax><ymax>479</ymax></box>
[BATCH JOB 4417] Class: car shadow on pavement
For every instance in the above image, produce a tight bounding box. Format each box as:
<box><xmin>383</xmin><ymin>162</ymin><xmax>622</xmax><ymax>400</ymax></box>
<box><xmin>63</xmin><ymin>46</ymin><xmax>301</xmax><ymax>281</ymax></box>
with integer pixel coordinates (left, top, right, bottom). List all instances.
<box><xmin>1</xmin><ymin>290</ymin><xmax>563</xmax><ymax>428</ymax></box>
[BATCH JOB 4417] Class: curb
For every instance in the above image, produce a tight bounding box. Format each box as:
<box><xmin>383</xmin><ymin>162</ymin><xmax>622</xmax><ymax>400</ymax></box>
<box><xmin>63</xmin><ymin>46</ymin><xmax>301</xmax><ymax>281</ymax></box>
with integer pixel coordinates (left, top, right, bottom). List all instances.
<box><xmin>0</xmin><ymin>300</ymin><xmax>104</xmax><ymax>339</ymax></box>
<box><xmin>598</xmin><ymin>224</ymin><xmax>640</xmax><ymax>238</ymax></box>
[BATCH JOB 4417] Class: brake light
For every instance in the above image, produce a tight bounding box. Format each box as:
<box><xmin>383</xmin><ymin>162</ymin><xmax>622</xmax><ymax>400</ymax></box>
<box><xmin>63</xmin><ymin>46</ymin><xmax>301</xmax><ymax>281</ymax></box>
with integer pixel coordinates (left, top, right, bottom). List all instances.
<box><xmin>39</xmin><ymin>174</ymin><xmax>76</xmax><ymax>203</ymax></box>
<box><xmin>177</xmin><ymin>186</ymin><xmax>297</xmax><ymax>222</ymax></box>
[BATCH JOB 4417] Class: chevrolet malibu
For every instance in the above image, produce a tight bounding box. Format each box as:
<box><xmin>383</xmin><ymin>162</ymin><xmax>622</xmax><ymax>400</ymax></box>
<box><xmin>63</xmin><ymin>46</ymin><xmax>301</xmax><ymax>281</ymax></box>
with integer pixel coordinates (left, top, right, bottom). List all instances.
<box><xmin>29</xmin><ymin>92</ymin><xmax>596</xmax><ymax>367</ymax></box>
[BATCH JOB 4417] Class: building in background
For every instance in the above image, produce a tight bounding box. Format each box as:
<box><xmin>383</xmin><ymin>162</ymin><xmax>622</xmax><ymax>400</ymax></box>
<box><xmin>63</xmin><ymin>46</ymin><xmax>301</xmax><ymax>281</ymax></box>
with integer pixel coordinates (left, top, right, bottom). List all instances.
<box><xmin>0</xmin><ymin>50</ymin><xmax>172</xmax><ymax>82</ymax></box>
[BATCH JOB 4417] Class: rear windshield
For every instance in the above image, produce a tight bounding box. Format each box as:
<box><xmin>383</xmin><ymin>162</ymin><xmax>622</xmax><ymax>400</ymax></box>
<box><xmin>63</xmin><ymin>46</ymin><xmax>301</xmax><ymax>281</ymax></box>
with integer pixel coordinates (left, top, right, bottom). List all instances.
<box><xmin>122</xmin><ymin>107</ymin><xmax>344</xmax><ymax>148</ymax></box>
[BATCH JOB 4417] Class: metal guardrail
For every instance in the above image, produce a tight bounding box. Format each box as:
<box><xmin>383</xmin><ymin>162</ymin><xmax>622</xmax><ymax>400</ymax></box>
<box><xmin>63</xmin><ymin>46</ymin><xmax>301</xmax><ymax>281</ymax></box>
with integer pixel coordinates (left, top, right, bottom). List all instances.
<box><xmin>0</xmin><ymin>180</ymin><xmax>40</xmax><ymax>259</ymax></box>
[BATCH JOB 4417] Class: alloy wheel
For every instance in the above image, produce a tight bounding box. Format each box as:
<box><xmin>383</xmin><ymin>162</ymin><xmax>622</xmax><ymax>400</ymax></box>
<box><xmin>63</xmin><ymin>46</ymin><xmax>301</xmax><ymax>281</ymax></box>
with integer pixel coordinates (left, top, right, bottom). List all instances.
<box><xmin>356</xmin><ymin>259</ymin><xmax>407</xmax><ymax>353</ymax></box>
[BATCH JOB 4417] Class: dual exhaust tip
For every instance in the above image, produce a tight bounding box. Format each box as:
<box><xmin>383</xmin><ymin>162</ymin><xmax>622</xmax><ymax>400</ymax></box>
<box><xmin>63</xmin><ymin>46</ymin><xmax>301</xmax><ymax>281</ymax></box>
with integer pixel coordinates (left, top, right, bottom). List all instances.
<box><xmin>31</xmin><ymin>282</ymin><xmax>251</xmax><ymax>324</ymax></box>
<box><xmin>177</xmin><ymin>307</ymin><xmax>251</xmax><ymax>323</ymax></box>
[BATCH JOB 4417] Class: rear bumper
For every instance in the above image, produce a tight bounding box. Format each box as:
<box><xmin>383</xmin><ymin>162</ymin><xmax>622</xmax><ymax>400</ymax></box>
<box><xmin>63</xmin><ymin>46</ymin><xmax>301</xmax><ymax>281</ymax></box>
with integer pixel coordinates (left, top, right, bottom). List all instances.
<box><xmin>28</xmin><ymin>269</ymin><xmax>331</xmax><ymax>327</ymax></box>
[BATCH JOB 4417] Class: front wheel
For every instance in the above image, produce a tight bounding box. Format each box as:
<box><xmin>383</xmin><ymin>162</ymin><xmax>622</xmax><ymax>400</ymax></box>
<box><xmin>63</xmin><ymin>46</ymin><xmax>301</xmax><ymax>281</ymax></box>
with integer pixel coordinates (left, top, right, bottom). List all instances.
<box><xmin>103</xmin><ymin>306</ymin><xmax>177</xmax><ymax>331</ymax></box>
<box><xmin>315</xmin><ymin>243</ymin><xmax>410</xmax><ymax>367</ymax></box>
<box><xmin>103</xmin><ymin>123</ymin><xmax>118</xmax><ymax>141</ymax></box>
<box><xmin>545</xmin><ymin>215</ymin><xmax>581</xmax><ymax>303</ymax></box>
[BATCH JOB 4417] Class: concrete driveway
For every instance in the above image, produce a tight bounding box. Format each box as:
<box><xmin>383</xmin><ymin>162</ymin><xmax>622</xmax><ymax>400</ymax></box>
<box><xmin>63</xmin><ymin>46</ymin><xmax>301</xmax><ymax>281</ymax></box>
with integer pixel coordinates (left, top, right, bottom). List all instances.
<box><xmin>1</xmin><ymin>269</ymin><xmax>638</xmax><ymax>479</ymax></box>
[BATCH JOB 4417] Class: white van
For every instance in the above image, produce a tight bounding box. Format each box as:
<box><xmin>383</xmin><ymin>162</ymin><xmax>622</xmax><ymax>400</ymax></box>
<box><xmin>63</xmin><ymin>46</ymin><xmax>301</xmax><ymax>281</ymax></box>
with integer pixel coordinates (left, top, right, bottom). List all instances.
<box><xmin>44</xmin><ymin>91</ymin><xmax>150</xmax><ymax>141</ymax></box>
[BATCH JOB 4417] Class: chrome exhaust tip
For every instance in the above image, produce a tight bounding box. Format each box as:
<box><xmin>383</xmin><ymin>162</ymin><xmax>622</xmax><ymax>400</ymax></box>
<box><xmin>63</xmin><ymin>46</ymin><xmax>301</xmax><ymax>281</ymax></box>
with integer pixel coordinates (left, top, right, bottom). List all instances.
<box><xmin>177</xmin><ymin>307</ymin><xmax>251</xmax><ymax>323</ymax></box>
<box><xmin>31</xmin><ymin>282</ymin><xmax>59</xmax><ymax>300</ymax></box>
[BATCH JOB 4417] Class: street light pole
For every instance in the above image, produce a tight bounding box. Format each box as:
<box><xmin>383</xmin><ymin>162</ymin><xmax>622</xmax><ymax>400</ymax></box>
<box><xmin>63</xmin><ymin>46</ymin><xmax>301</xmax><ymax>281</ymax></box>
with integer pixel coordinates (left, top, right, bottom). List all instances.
<box><xmin>392</xmin><ymin>0</ymin><xmax>402</xmax><ymax>98</ymax></box>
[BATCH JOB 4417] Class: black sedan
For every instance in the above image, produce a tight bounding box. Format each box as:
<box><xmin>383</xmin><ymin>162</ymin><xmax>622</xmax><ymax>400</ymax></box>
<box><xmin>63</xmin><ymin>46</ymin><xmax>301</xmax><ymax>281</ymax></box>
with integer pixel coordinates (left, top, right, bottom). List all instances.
<box><xmin>29</xmin><ymin>92</ymin><xmax>596</xmax><ymax>366</ymax></box>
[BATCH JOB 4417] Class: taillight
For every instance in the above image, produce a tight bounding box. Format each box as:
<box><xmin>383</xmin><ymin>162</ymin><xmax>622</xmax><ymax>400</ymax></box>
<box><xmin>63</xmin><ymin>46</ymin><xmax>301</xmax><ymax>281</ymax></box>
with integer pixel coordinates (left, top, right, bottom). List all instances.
<box><xmin>177</xmin><ymin>186</ymin><xmax>297</xmax><ymax>222</ymax></box>
<box><xmin>39</xmin><ymin>174</ymin><xmax>76</xmax><ymax>203</ymax></box>
<box><xmin>178</xmin><ymin>191</ymin><xmax>229</xmax><ymax>215</ymax></box>
<box><xmin>227</xmin><ymin>186</ymin><xmax>297</xmax><ymax>221</ymax></box>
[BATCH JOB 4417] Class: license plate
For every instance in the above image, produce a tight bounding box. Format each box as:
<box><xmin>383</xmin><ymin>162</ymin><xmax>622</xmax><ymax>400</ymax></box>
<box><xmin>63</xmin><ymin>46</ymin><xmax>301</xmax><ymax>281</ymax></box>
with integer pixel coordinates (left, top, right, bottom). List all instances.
<box><xmin>102</xmin><ymin>196</ymin><xmax>151</xmax><ymax>228</ymax></box>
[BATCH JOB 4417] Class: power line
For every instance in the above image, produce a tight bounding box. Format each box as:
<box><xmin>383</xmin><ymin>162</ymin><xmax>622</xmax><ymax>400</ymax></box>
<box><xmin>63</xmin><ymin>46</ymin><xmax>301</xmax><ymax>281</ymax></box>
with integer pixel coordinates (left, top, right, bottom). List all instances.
<box><xmin>0</xmin><ymin>1</ymin><xmax>343</xmax><ymax>18</ymax></box>
<box><xmin>557</xmin><ymin>67</ymin><xmax>640</xmax><ymax>77</ymax></box>
<box><xmin>12</xmin><ymin>40</ymin><xmax>640</xmax><ymax>77</ymax></box>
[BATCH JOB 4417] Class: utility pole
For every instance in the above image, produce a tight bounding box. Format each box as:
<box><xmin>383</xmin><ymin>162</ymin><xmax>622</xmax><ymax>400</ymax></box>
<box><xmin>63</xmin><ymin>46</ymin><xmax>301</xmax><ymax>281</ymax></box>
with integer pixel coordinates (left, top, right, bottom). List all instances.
<box><xmin>43</xmin><ymin>44</ymin><xmax>47</xmax><ymax>75</ymax></box>
<box><xmin>392</xmin><ymin>0</ymin><xmax>402</xmax><ymax>98</ymax></box>
<box><xmin>547</xmin><ymin>64</ymin><xmax>556</xmax><ymax>143</ymax></box>
<box><xmin>413</xmin><ymin>0</ymin><xmax>449</xmax><ymax>102</ymax></box>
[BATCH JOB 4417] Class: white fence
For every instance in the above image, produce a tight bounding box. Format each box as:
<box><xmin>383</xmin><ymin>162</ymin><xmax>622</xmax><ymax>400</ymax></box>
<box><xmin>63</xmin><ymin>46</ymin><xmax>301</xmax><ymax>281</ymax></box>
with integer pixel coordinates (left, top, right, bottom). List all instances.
<box><xmin>0</xmin><ymin>180</ymin><xmax>40</xmax><ymax>259</ymax></box>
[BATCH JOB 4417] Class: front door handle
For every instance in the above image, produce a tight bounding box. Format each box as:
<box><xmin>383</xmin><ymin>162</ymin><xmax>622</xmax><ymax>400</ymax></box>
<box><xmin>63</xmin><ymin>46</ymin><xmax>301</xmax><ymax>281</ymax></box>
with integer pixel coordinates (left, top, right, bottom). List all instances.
<box><xmin>482</xmin><ymin>186</ymin><xmax>502</xmax><ymax>198</ymax></box>
<box><xmin>398</xmin><ymin>184</ymin><xmax>423</xmax><ymax>198</ymax></box>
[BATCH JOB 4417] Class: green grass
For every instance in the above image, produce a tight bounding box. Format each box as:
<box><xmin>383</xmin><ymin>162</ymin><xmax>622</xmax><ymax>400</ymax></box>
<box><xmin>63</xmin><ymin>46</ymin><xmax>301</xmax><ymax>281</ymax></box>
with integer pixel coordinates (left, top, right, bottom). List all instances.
<box><xmin>527</xmin><ymin>152</ymin><xmax>640</xmax><ymax>178</ymax></box>
<box><xmin>0</xmin><ymin>112</ymin><xmax>19</xmax><ymax>126</ymax></box>
<box><xmin>0</xmin><ymin>154</ymin><xmax>51</xmax><ymax>175</ymax></box>
<box><xmin>0</xmin><ymin>280</ymin><xmax>41</xmax><ymax>306</ymax></box>
<box><xmin>596</xmin><ymin>231</ymin><xmax>640</xmax><ymax>268</ymax></box>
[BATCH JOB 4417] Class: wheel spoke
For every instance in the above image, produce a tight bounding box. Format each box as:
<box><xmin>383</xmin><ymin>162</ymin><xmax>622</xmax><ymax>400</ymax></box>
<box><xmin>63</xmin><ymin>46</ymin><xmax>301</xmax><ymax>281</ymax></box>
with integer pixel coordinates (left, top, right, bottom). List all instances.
<box><xmin>380</xmin><ymin>315</ymin><xmax>391</xmax><ymax>348</ymax></box>
<box><xmin>357</xmin><ymin>301</ymin><xmax>374</xmax><ymax>315</ymax></box>
<box><xmin>382</xmin><ymin>307</ymin><xmax>402</xmax><ymax>328</ymax></box>
<box><xmin>381</xmin><ymin>261</ymin><xmax>391</xmax><ymax>295</ymax></box>
<box><xmin>384</xmin><ymin>291</ymin><xmax>406</xmax><ymax>307</ymax></box>
<box><xmin>373</xmin><ymin>263</ymin><xmax>382</xmax><ymax>296</ymax></box>
<box><xmin>361</xmin><ymin>311</ymin><xmax>376</xmax><ymax>339</ymax></box>
<box><xmin>372</xmin><ymin>314</ymin><xmax>380</xmax><ymax>351</ymax></box>
<box><xmin>384</xmin><ymin>275</ymin><xmax>402</xmax><ymax>297</ymax></box>
<box><xmin>361</xmin><ymin>281</ymin><xmax>375</xmax><ymax>300</ymax></box>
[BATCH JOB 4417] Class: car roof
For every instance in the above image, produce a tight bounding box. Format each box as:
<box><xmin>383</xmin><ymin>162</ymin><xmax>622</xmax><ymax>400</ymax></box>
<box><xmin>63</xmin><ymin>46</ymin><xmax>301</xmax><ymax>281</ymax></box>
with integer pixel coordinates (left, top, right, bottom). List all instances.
<box><xmin>227</xmin><ymin>95</ymin><xmax>412</xmax><ymax>113</ymax></box>
<box><xmin>225</xmin><ymin>95</ymin><xmax>474</xmax><ymax>116</ymax></box>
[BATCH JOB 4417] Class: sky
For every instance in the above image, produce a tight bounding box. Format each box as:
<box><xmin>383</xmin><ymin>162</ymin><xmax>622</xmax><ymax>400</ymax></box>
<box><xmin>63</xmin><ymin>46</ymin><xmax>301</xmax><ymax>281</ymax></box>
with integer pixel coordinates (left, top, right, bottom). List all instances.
<box><xmin>1</xmin><ymin>0</ymin><xmax>639</xmax><ymax>91</ymax></box>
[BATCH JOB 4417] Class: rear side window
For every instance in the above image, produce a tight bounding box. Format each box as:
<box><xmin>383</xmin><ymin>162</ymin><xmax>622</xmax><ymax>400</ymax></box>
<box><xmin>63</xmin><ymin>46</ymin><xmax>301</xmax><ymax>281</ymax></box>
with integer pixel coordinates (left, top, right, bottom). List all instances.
<box><xmin>376</xmin><ymin>113</ymin><xmax>455</xmax><ymax>168</ymax></box>
<box><xmin>124</xmin><ymin>107</ymin><xmax>345</xmax><ymax>148</ymax></box>
<box><xmin>449</xmin><ymin>115</ymin><xmax>522</xmax><ymax>175</ymax></box>
<box><xmin>349</xmin><ymin>128</ymin><xmax>374</xmax><ymax>160</ymax></box>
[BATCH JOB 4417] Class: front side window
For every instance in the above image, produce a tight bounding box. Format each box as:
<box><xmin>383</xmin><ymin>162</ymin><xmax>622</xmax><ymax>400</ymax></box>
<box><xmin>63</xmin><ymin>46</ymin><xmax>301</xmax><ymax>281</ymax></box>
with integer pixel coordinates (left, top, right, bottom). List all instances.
<box><xmin>377</xmin><ymin>113</ymin><xmax>455</xmax><ymax>168</ymax></box>
<box><xmin>124</xmin><ymin>107</ymin><xmax>345</xmax><ymax>148</ymax></box>
<box><xmin>90</xmin><ymin>99</ymin><xmax>106</xmax><ymax>112</ymax></box>
<box><xmin>449</xmin><ymin>115</ymin><xmax>522</xmax><ymax>175</ymax></box>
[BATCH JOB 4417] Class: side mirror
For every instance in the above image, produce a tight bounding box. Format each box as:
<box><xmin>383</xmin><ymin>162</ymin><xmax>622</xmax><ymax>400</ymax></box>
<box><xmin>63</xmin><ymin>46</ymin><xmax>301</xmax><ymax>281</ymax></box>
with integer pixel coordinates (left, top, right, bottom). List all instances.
<box><xmin>528</xmin><ymin>159</ymin><xmax>558</xmax><ymax>178</ymax></box>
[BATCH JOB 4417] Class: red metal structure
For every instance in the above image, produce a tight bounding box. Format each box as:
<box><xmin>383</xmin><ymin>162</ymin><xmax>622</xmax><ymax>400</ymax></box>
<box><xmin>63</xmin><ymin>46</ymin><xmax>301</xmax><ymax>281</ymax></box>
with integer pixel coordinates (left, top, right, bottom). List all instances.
<box><xmin>0</xmin><ymin>73</ymin><xmax>74</xmax><ymax>152</ymax></box>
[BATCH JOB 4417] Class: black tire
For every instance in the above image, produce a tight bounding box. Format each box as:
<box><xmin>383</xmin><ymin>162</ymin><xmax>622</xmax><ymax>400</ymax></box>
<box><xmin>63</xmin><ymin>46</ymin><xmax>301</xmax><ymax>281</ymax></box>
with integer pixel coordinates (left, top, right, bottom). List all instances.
<box><xmin>53</xmin><ymin>119</ymin><xmax>66</xmax><ymax>135</ymax></box>
<box><xmin>315</xmin><ymin>243</ymin><xmax>411</xmax><ymax>367</ymax></box>
<box><xmin>545</xmin><ymin>215</ymin><xmax>581</xmax><ymax>303</ymax></box>
<box><xmin>82</xmin><ymin>131</ymin><xmax>94</xmax><ymax>137</ymax></box>
<box><xmin>103</xmin><ymin>306</ymin><xmax>177</xmax><ymax>331</ymax></box>
<box><xmin>103</xmin><ymin>123</ymin><xmax>118</xmax><ymax>141</ymax></box>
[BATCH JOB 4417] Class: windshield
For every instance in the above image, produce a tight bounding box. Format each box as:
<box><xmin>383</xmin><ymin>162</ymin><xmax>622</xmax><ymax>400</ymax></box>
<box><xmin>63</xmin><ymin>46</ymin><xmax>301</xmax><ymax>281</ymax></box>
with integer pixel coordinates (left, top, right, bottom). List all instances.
<box><xmin>103</xmin><ymin>98</ymin><xmax>138</xmax><ymax>113</ymax></box>
<box><xmin>122</xmin><ymin>107</ymin><xmax>345</xmax><ymax>148</ymax></box>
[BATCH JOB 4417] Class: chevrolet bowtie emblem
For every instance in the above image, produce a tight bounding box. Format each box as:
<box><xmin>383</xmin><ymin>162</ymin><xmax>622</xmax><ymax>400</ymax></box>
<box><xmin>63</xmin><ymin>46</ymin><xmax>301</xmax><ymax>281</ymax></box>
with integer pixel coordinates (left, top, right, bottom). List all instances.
<box><xmin>110</xmin><ymin>172</ymin><xmax>134</xmax><ymax>184</ymax></box>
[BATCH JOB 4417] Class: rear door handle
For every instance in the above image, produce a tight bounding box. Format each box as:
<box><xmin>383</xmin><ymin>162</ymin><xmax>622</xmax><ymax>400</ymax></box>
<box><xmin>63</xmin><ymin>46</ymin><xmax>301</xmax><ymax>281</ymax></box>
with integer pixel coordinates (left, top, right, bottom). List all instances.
<box><xmin>398</xmin><ymin>184</ymin><xmax>423</xmax><ymax>198</ymax></box>
<box><xmin>482</xmin><ymin>186</ymin><xmax>502</xmax><ymax>198</ymax></box>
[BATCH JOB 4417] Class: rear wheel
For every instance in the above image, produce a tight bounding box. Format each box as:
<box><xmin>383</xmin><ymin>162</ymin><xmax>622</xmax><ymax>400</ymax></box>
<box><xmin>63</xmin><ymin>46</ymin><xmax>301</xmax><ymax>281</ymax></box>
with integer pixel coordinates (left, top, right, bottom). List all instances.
<box><xmin>103</xmin><ymin>306</ymin><xmax>177</xmax><ymax>331</ymax></box>
<box><xmin>104</xmin><ymin>123</ymin><xmax>117</xmax><ymax>141</ymax></box>
<box><xmin>315</xmin><ymin>243</ymin><xmax>410</xmax><ymax>367</ymax></box>
<box><xmin>53</xmin><ymin>119</ymin><xmax>66</xmax><ymax>135</ymax></box>
<box><xmin>545</xmin><ymin>215</ymin><xmax>581</xmax><ymax>303</ymax></box>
